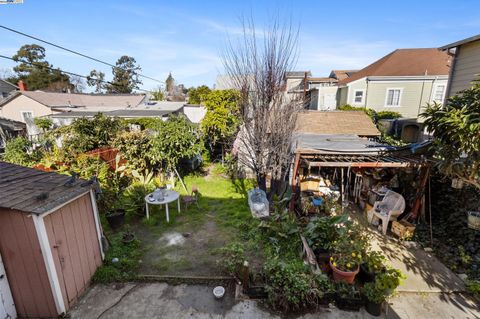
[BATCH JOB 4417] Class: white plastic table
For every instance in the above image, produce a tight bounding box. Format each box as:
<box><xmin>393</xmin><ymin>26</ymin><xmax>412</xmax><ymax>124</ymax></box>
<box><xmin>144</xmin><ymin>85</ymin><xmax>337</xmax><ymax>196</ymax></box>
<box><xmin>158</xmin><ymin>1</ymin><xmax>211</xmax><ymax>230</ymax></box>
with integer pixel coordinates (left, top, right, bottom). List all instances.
<box><xmin>144</xmin><ymin>190</ymin><xmax>180</xmax><ymax>222</ymax></box>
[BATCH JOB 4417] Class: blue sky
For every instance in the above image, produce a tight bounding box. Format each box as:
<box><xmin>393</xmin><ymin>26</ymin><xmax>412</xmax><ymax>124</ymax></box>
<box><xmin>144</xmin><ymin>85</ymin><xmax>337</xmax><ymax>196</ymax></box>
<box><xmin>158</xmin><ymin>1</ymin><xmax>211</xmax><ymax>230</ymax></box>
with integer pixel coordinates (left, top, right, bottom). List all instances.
<box><xmin>0</xmin><ymin>0</ymin><xmax>479</xmax><ymax>91</ymax></box>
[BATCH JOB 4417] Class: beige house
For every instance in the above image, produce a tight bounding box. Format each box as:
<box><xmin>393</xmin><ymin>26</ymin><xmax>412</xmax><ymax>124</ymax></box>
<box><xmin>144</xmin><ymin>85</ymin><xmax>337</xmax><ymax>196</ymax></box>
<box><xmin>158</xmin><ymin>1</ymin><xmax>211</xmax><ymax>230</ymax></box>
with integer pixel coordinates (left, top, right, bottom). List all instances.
<box><xmin>0</xmin><ymin>91</ymin><xmax>146</xmax><ymax>135</ymax></box>
<box><xmin>337</xmin><ymin>48</ymin><xmax>451</xmax><ymax>118</ymax></box>
<box><xmin>440</xmin><ymin>34</ymin><xmax>480</xmax><ymax>97</ymax></box>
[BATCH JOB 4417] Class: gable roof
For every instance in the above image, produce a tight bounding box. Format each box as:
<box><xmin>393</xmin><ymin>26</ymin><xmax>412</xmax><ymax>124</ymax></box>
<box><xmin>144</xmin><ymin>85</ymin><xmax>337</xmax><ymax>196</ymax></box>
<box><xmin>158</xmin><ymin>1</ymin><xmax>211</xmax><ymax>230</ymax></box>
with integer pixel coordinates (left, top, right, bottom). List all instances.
<box><xmin>440</xmin><ymin>34</ymin><xmax>480</xmax><ymax>50</ymax></box>
<box><xmin>329</xmin><ymin>70</ymin><xmax>358</xmax><ymax>81</ymax></box>
<box><xmin>0</xmin><ymin>79</ymin><xmax>18</xmax><ymax>90</ymax></box>
<box><xmin>0</xmin><ymin>91</ymin><xmax>146</xmax><ymax>108</ymax></box>
<box><xmin>0</xmin><ymin>161</ymin><xmax>91</xmax><ymax>215</ymax></box>
<box><xmin>338</xmin><ymin>48</ymin><xmax>451</xmax><ymax>85</ymax></box>
<box><xmin>295</xmin><ymin>111</ymin><xmax>380</xmax><ymax>137</ymax></box>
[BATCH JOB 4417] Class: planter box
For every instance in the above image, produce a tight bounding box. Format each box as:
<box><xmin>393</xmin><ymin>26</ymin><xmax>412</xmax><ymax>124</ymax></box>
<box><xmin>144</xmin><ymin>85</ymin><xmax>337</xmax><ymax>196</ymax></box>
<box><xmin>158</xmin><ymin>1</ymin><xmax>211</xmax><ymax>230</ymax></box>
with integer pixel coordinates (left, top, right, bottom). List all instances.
<box><xmin>391</xmin><ymin>220</ymin><xmax>415</xmax><ymax>240</ymax></box>
<box><xmin>335</xmin><ymin>295</ymin><xmax>364</xmax><ymax>311</ymax></box>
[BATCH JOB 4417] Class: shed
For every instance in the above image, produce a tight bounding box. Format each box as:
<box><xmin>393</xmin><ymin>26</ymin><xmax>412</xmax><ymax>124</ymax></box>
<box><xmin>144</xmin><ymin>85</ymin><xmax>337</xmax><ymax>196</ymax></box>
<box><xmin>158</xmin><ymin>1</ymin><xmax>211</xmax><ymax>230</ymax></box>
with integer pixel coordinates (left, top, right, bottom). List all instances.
<box><xmin>0</xmin><ymin>162</ymin><xmax>104</xmax><ymax>318</ymax></box>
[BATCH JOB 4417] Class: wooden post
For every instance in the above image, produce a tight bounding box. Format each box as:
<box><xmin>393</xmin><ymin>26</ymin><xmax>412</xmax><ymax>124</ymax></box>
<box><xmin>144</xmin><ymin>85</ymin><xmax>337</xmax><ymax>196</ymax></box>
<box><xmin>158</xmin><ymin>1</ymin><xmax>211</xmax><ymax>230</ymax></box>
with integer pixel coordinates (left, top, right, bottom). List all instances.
<box><xmin>290</xmin><ymin>153</ymin><xmax>301</xmax><ymax>211</ymax></box>
<box><xmin>241</xmin><ymin>261</ymin><xmax>250</xmax><ymax>290</ymax></box>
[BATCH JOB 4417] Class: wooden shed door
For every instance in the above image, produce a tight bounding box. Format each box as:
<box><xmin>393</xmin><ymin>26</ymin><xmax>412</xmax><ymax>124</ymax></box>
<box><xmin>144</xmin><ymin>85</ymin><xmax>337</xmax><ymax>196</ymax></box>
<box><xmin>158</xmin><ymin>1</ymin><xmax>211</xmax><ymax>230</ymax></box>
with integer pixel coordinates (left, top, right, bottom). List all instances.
<box><xmin>44</xmin><ymin>194</ymin><xmax>102</xmax><ymax>307</ymax></box>
<box><xmin>0</xmin><ymin>253</ymin><xmax>16</xmax><ymax>319</ymax></box>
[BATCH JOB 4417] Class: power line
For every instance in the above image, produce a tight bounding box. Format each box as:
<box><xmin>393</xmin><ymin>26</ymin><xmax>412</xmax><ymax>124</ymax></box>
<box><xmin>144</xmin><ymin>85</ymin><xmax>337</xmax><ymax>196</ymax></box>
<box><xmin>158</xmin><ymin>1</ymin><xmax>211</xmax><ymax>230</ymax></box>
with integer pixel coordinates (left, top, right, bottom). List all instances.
<box><xmin>0</xmin><ymin>24</ymin><xmax>164</xmax><ymax>84</ymax></box>
<box><xmin>0</xmin><ymin>54</ymin><xmax>152</xmax><ymax>94</ymax></box>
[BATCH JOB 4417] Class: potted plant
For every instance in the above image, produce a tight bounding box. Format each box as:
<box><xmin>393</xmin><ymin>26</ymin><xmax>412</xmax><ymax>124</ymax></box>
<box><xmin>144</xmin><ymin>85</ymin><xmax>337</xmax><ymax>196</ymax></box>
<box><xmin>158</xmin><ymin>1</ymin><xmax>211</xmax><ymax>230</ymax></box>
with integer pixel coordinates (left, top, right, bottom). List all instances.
<box><xmin>359</xmin><ymin>251</ymin><xmax>386</xmax><ymax>283</ymax></box>
<box><xmin>122</xmin><ymin>230</ymin><xmax>136</xmax><ymax>244</ymax></box>
<box><xmin>334</xmin><ymin>282</ymin><xmax>364</xmax><ymax>311</ymax></box>
<box><xmin>315</xmin><ymin>273</ymin><xmax>335</xmax><ymax>306</ymax></box>
<box><xmin>330</xmin><ymin>235</ymin><xmax>364</xmax><ymax>284</ymax></box>
<box><xmin>362</xmin><ymin>268</ymin><xmax>405</xmax><ymax>316</ymax></box>
<box><xmin>362</xmin><ymin>281</ymin><xmax>385</xmax><ymax>316</ymax></box>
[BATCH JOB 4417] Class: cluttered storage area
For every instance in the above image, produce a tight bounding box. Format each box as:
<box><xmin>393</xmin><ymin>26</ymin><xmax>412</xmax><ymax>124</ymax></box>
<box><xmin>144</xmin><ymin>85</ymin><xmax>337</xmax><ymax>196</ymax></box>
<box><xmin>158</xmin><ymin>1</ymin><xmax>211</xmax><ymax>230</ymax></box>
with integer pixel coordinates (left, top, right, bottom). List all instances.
<box><xmin>291</xmin><ymin>134</ymin><xmax>432</xmax><ymax>238</ymax></box>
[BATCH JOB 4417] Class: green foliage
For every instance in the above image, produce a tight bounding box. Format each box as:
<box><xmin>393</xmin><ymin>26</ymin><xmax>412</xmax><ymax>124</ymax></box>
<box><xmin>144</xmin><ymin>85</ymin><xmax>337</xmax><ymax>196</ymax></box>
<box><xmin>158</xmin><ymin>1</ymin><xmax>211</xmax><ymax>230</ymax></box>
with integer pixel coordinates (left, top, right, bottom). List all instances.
<box><xmin>3</xmin><ymin>137</ymin><xmax>39</xmax><ymax>166</ymax></box>
<box><xmin>107</xmin><ymin>55</ymin><xmax>142</xmax><ymax>93</ymax></box>
<box><xmin>113</xmin><ymin>130</ymin><xmax>154</xmax><ymax>171</ymax></box>
<box><xmin>264</xmin><ymin>257</ymin><xmax>316</xmax><ymax>311</ymax></box>
<box><xmin>338</xmin><ymin>105</ymin><xmax>402</xmax><ymax>122</ymax></box>
<box><xmin>362</xmin><ymin>281</ymin><xmax>385</xmax><ymax>303</ymax></box>
<box><xmin>123</xmin><ymin>117</ymin><xmax>162</xmax><ymax>130</ymax></box>
<box><xmin>376</xmin><ymin>110</ymin><xmax>402</xmax><ymax>120</ymax></box>
<box><xmin>121</xmin><ymin>170</ymin><xmax>158</xmax><ymax>216</ymax></box>
<box><xmin>363</xmin><ymin>251</ymin><xmax>387</xmax><ymax>273</ymax></box>
<box><xmin>68</xmin><ymin>154</ymin><xmax>111</xmax><ymax>185</ymax></box>
<box><xmin>92</xmin><ymin>233</ymin><xmax>143</xmax><ymax>283</ymax></box>
<box><xmin>201</xmin><ymin>89</ymin><xmax>240</xmax><ymax>145</ymax></box>
<box><xmin>304</xmin><ymin>214</ymin><xmax>348</xmax><ymax>251</ymax></box>
<box><xmin>258</xmin><ymin>208</ymin><xmax>300</xmax><ymax>256</ymax></box>
<box><xmin>33</xmin><ymin>117</ymin><xmax>53</xmax><ymax>131</ymax></box>
<box><xmin>335</xmin><ymin>282</ymin><xmax>361</xmax><ymax>299</ymax></box>
<box><xmin>12</xmin><ymin>44</ymin><xmax>71</xmax><ymax>91</ymax></box>
<box><xmin>363</xmin><ymin>268</ymin><xmax>405</xmax><ymax>303</ymax></box>
<box><xmin>467</xmin><ymin>280</ymin><xmax>480</xmax><ymax>298</ymax></box>
<box><xmin>150</xmin><ymin>115</ymin><xmax>202</xmax><ymax>169</ymax></box>
<box><xmin>151</xmin><ymin>87</ymin><xmax>165</xmax><ymax>101</ymax></box>
<box><xmin>421</xmin><ymin>82</ymin><xmax>480</xmax><ymax>189</ymax></box>
<box><xmin>188</xmin><ymin>85</ymin><xmax>211</xmax><ymax>104</ymax></box>
<box><xmin>61</xmin><ymin>113</ymin><xmax>123</xmax><ymax>154</ymax></box>
<box><xmin>218</xmin><ymin>242</ymin><xmax>246</xmax><ymax>276</ymax></box>
<box><xmin>377</xmin><ymin>133</ymin><xmax>407</xmax><ymax>147</ymax></box>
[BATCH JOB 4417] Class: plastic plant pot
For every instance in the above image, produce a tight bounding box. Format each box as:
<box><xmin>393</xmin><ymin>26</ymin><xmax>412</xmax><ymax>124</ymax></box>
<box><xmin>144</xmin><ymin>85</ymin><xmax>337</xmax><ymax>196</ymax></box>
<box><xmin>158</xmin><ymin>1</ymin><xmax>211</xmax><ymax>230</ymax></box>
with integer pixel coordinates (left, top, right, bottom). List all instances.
<box><xmin>213</xmin><ymin>286</ymin><xmax>225</xmax><ymax>299</ymax></box>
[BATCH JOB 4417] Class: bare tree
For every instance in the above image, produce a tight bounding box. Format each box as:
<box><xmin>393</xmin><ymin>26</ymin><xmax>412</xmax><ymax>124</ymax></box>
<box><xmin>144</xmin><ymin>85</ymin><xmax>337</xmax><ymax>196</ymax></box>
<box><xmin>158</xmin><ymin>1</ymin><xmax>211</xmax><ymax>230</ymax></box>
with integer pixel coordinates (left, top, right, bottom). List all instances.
<box><xmin>224</xmin><ymin>17</ymin><xmax>303</xmax><ymax>198</ymax></box>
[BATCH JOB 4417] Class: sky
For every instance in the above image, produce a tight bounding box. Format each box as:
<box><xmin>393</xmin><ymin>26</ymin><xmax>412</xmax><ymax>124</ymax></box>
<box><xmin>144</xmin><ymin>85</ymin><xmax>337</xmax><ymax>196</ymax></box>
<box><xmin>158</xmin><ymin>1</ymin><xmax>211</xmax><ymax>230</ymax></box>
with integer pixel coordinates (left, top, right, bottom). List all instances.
<box><xmin>0</xmin><ymin>0</ymin><xmax>479</xmax><ymax>92</ymax></box>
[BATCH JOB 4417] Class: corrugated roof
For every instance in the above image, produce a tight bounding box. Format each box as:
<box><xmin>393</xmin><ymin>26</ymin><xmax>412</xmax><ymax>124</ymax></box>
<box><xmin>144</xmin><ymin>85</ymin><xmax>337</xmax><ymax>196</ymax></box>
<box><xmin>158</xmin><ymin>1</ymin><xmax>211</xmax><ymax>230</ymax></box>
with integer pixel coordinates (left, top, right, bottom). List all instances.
<box><xmin>338</xmin><ymin>48</ymin><xmax>451</xmax><ymax>85</ymax></box>
<box><xmin>0</xmin><ymin>91</ymin><xmax>146</xmax><ymax>108</ymax></box>
<box><xmin>0</xmin><ymin>162</ymin><xmax>91</xmax><ymax>215</ymax></box>
<box><xmin>295</xmin><ymin>111</ymin><xmax>380</xmax><ymax>136</ymax></box>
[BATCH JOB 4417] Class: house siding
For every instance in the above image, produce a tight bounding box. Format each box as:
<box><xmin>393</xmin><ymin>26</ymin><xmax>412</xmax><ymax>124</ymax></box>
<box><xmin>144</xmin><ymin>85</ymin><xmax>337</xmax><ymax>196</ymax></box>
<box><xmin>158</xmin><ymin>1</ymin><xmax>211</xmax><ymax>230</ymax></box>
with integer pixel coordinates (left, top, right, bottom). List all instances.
<box><xmin>448</xmin><ymin>40</ymin><xmax>480</xmax><ymax>96</ymax></box>
<box><xmin>0</xmin><ymin>209</ymin><xmax>57</xmax><ymax>318</ymax></box>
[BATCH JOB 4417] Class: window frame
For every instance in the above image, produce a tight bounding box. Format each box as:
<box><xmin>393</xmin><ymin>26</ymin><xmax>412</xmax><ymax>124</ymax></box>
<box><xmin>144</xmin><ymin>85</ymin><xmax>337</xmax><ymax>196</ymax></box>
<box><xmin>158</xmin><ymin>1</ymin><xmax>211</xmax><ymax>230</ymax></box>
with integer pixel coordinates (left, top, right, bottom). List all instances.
<box><xmin>352</xmin><ymin>89</ymin><xmax>365</xmax><ymax>105</ymax></box>
<box><xmin>384</xmin><ymin>88</ymin><xmax>403</xmax><ymax>107</ymax></box>
<box><xmin>21</xmin><ymin>111</ymin><xmax>34</xmax><ymax>122</ymax></box>
<box><xmin>431</xmin><ymin>83</ymin><xmax>446</xmax><ymax>103</ymax></box>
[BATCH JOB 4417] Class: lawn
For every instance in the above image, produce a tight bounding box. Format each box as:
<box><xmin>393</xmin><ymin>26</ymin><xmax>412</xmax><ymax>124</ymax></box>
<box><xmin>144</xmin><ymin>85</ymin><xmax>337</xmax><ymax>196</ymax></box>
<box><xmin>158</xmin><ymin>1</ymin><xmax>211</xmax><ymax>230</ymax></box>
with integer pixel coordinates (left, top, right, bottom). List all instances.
<box><xmin>129</xmin><ymin>165</ymin><xmax>258</xmax><ymax>277</ymax></box>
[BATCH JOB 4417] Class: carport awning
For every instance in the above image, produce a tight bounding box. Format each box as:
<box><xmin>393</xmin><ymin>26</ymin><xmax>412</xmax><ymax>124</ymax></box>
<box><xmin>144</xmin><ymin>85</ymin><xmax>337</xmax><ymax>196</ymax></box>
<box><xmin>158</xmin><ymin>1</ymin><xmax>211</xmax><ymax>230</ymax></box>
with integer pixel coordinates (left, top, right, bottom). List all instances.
<box><xmin>301</xmin><ymin>153</ymin><xmax>428</xmax><ymax>168</ymax></box>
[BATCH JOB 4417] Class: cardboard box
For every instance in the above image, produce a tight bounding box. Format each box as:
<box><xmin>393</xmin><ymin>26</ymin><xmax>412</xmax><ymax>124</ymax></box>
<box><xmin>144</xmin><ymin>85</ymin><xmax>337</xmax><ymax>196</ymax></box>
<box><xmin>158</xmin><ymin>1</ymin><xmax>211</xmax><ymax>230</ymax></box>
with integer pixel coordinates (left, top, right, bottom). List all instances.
<box><xmin>392</xmin><ymin>220</ymin><xmax>416</xmax><ymax>240</ymax></box>
<box><xmin>300</xmin><ymin>179</ymin><xmax>320</xmax><ymax>192</ymax></box>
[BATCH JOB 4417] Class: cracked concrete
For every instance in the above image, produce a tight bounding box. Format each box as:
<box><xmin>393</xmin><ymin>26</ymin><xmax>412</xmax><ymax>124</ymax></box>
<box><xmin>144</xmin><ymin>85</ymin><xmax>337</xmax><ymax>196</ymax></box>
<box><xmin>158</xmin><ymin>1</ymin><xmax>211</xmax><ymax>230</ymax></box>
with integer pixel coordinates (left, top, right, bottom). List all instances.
<box><xmin>69</xmin><ymin>283</ymin><xmax>382</xmax><ymax>319</ymax></box>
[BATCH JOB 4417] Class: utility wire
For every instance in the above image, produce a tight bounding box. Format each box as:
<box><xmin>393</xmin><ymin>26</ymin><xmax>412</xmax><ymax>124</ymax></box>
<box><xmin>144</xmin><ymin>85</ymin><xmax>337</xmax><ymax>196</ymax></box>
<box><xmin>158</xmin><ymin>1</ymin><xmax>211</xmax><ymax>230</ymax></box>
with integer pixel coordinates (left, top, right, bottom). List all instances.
<box><xmin>0</xmin><ymin>54</ymin><xmax>152</xmax><ymax>94</ymax></box>
<box><xmin>0</xmin><ymin>24</ymin><xmax>163</xmax><ymax>84</ymax></box>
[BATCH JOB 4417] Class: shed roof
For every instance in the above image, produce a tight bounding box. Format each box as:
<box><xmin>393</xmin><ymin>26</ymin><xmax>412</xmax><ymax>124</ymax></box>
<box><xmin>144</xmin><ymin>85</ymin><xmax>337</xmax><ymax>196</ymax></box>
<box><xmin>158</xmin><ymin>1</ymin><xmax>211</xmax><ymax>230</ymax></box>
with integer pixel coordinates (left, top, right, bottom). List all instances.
<box><xmin>49</xmin><ymin>108</ymin><xmax>179</xmax><ymax>118</ymax></box>
<box><xmin>295</xmin><ymin>111</ymin><xmax>380</xmax><ymax>137</ymax></box>
<box><xmin>338</xmin><ymin>48</ymin><xmax>451</xmax><ymax>85</ymax></box>
<box><xmin>0</xmin><ymin>116</ymin><xmax>26</xmax><ymax>131</ymax></box>
<box><xmin>0</xmin><ymin>162</ymin><xmax>91</xmax><ymax>215</ymax></box>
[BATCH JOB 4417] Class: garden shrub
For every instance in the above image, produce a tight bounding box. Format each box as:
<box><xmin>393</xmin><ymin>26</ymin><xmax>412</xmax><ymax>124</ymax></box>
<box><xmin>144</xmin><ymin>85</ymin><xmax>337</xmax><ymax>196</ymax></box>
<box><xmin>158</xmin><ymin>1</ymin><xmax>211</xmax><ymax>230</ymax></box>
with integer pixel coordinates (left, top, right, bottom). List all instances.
<box><xmin>218</xmin><ymin>242</ymin><xmax>246</xmax><ymax>276</ymax></box>
<box><xmin>3</xmin><ymin>136</ymin><xmax>39</xmax><ymax>166</ymax></box>
<box><xmin>112</xmin><ymin>130</ymin><xmax>154</xmax><ymax>171</ymax></box>
<box><xmin>376</xmin><ymin>110</ymin><xmax>402</xmax><ymax>120</ymax></box>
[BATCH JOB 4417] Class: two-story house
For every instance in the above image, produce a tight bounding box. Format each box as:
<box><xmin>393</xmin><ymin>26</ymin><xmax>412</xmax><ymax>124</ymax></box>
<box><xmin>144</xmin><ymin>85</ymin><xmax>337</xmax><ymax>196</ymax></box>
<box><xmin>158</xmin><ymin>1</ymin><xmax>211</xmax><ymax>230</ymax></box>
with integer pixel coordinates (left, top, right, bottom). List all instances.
<box><xmin>337</xmin><ymin>48</ymin><xmax>451</xmax><ymax>118</ymax></box>
<box><xmin>440</xmin><ymin>34</ymin><xmax>480</xmax><ymax>98</ymax></box>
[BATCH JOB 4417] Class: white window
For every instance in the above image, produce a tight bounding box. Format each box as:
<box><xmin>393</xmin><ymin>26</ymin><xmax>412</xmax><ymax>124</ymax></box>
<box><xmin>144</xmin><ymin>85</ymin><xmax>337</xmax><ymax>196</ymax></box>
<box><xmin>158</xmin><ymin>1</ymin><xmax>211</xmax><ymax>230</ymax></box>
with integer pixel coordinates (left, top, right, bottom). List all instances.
<box><xmin>353</xmin><ymin>90</ymin><xmax>365</xmax><ymax>104</ymax></box>
<box><xmin>433</xmin><ymin>84</ymin><xmax>446</xmax><ymax>103</ymax></box>
<box><xmin>21</xmin><ymin>111</ymin><xmax>34</xmax><ymax>123</ymax></box>
<box><xmin>385</xmin><ymin>89</ymin><xmax>402</xmax><ymax>106</ymax></box>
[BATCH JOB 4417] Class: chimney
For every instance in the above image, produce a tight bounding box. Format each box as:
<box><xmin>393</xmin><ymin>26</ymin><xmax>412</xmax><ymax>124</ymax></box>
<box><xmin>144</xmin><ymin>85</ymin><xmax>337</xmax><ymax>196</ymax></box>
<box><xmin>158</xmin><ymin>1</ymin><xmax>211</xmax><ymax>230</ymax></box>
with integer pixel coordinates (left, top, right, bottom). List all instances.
<box><xmin>18</xmin><ymin>80</ymin><xmax>27</xmax><ymax>91</ymax></box>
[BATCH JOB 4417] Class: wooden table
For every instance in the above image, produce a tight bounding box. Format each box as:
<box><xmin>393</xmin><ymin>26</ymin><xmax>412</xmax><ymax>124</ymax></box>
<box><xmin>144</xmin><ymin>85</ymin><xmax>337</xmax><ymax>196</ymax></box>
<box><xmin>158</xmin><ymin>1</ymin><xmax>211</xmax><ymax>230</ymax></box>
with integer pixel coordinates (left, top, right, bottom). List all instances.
<box><xmin>144</xmin><ymin>190</ymin><xmax>180</xmax><ymax>222</ymax></box>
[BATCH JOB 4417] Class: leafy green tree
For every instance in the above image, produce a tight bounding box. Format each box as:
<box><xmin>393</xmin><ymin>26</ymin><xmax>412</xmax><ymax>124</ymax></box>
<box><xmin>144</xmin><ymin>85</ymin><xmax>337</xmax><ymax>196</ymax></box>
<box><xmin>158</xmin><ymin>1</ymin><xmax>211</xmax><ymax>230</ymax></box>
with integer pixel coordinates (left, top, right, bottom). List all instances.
<box><xmin>87</xmin><ymin>69</ymin><xmax>106</xmax><ymax>93</ymax></box>
<box><xmin>12</xmin><ymin>44</ymin><xmax>71</xmax><ymax>91</ymax></box>
<box><xmin>201</xmin><ymin>89</ymin><xmax>240</xmax><ymax>160</ymax></box>
<box><xmin>33</xmin><ymin>117</ymin><xmax>53</xmax><ymax>131</ymax></box>
<box><xmin>187</xmin><ymin>85</ymin><xmax>211</xmax><ymax>104</ymax></box>
<box><xmin>61</xmin><ymin>113</ymin><xmax>123</xmax><ymax>155</ymax></box>
<box><xmin>112</xmin><ymin>130</ymin><xmax>154</xmax><ymax>171</ymax></box>
<box><xmin>151</xmin><ymin>86</ymin><xmax>165</xmax><ymax>101</ymax></box>
<box><xmin>150</xmin><ymin>115</ymin><xmax>201</xmax><ymax>170</ymax></box>
<box><xmin>107</xmin><ymin>56</ymin><xmax>142</xmax><ymax>93</ymax></box>
<box><xmin>422</xmin><ymin>81</ymin><xmax>480</xmax><ymax>189</ymax></box>
<box><xmin>3</xmin><ymin>136</ymin><xmax>38</xmax><ymax>166</ymax></box>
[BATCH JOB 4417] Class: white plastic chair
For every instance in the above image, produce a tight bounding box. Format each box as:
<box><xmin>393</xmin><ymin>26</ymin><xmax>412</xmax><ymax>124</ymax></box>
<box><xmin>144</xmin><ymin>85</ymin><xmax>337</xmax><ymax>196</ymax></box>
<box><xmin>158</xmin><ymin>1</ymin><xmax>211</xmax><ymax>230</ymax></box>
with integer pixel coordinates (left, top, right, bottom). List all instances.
<box><xmin>368</xmin><ymin>190</ymin><xmax>406</xmax><ymax>235</ymax></box>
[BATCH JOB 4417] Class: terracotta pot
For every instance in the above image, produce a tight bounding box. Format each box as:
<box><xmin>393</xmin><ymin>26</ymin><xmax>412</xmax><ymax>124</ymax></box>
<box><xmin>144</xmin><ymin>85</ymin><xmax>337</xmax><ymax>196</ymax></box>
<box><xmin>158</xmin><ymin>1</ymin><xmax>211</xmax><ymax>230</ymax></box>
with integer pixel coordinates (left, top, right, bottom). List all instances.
<box><xmin>330</xmin><ymin>261</ymin><xmax>359</xmax><ymax>284</ymax></box>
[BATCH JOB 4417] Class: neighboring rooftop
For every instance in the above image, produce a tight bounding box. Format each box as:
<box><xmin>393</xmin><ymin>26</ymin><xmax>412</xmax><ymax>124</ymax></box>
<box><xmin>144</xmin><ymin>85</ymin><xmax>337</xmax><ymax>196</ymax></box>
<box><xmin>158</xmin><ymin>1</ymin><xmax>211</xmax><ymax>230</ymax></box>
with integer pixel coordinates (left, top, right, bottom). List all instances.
<box><xmin>308</xmin><ymin>77</ymin><xmax>338</xmax><ymax>83</ymax></box>
<box><xmin>0</xmin><ymin>161</ymin><xmax>91</xmax><ymax>215</ymax></box>
<box><xmin>0</xmin><ymin>116</ymin><xmax>26</xmax><ymax>132</ymax></box>
<box><xmin>295</xmin><ymin>111</ymin><xmax>380</xmax><ymax>136</ymax></box>
<box><xmin>0</xmin><ymin>91</ymin><xmax>146</xmax><ymax>108</ymax></box>
<box><xmin>338</xmin><ymin>48</ymin><xmax>451</xmax><ymax>85</ymax></box>
<box><xmin>329</xmin><ymin>70</ymin><xmax>358</xmax><ymax>81</ymax></box>
<box><xmin>440</xmin><ymin>34</ymin><xmax>480</xmax><ymax>50</ymax></box>
<box><xmin>286</xmin><ymin>71</ymin><xmax>312</xmax><ymax>78</ymax></box>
